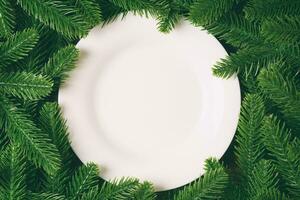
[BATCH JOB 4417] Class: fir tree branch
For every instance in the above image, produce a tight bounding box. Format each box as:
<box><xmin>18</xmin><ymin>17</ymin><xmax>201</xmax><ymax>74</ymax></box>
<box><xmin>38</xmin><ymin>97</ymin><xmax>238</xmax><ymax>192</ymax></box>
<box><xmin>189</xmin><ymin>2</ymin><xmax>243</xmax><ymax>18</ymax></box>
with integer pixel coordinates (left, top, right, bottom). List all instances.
<box><xmin>98</xmin><ymin>0</ymin><xmax>127</xmax><ymax>25</ymax></box>
<box><xmin>212</xmin><ymin>46</ymin><xmax>277</xmax><ymax>79</ymax></box>
<box><xmin>262</xmin><ymin>16</ymin><xmax>300</xmax><ymax>45</ymax></box>
<box><xmin>38</xmin><ymin>103</ymin><xmax>80</xmax><ymax>194</ymax></box>
<box><xmin>80</xmin><ymin>186</ymin><xmax>101</xmax><ymax>200</ymax></box>
<box><xmin>0</xmin><ymin>145</ymin><xmax>27</xmax><ymax>200</ymax></box>
<box><xmin>17</xmin><ymin>25</ymin><xmax>64</xmax><ymax>72</ymax></box>
<box><xmin>248</xmin><ymin>160</ymin><xmax>279</xmax><ymax>196</ymax></box>
<box><xmin>245</xmin><ymin>0</ymin><xmax>300</xmax><ymax>21</ymax></box>
<box><xmin>250</xmin><ymin>188</ymin><xmax>291</xmax><ymax>200</ymax></box>
<box><xmin>0</xmin><ymin>96</ymin><xmax>61</xmax><ymax>176</ymax></box>
<box><xmin>173</xmin><ymin>159</ymin><xmax>228</xmax><ymax>200</ymax></box>
<box><xmin>133</xmin><ymin>181</ymin><xmax>156</xmax><ymax>200</ymax></box>
<box><xmin>258</xmin><ymin>61</ymin><xmax>300</xmax><ymax>133</ymax></box>
<box><xmin>109</xmin><ymin>0</ymin><xmax>153</xmax><ymax>11</ymax></box>
<box><xmin>41</xmin><ymin>45</ymin><xmax>79</xmax><ymax>85</ymax></box>
<box><xmin>66</xmin><ymin>163</ymin><xmax>99</xmax><ymax>200</ymax></box>
<box><xmin>0</xmin><ymin>72</ymin><xmax>53</xmax><ymax>100</ymax></box>
<box><xmin>262</xmin><ymin>115</ymin><xmax>300</xmax><ymax>197</ymax></box>
<box><xmin>0</xmin><ymin>28</ymin><xmax>39</xmax><ymax>69</ymax></box>
<box><xmin>189</xmin><ymin>0</ymin><xmax>237</xmax><ymax>26</ymax></box>
<box><xmin>157</xmin><ymin>9</ymin><xmax>180</xmax><ymax>33</ymax></box>
<box><xmin>70</xmin><ymin>0</ymin><xmax>102</xmax><ymax>27</ymax></box>
<box><xmin>235</xmin><ymin>94</ymin><xmax>265</xmax><ymax>187</ymax></box>
<box><xmin>99</xmin><ymin>177</ymin><xmax>140</xmax><ymax>200</ymax></box>
<box><xmin>16</xmin><ymin>0</ymin><xmax>89</xmax><ymax>38</ymax></box>
<box><xmin>25</xmin><ymin>165</ymin><xmax>49</xmax><ymax>193</ymax></box>
<box><xmin>109</xmin><ymin>0</ymin><xmax>175</xmax><ymax>32</ymax></box>
<box><xmin>38</xmin><ymin>103</ymin><xmax>73</xmax><ymax>163</ymax></box>
<box><xmin>29</xmin><ymin>192</ymin><xmax>67</xmax><ymax>200</ymax></box>
<box><xmin>0</xmin><ymin>128</ymin><xmax>9</xmax><ymax>152</ymax></box>
<box><xmin>206</xmin><ymin>14</ymin><xmax>264</xmax><ymax>49</ymax></box>
<box><xmin>0</xmin><ymin>0</ymin><xmax>16</xmax><ymax>38</ymax></box>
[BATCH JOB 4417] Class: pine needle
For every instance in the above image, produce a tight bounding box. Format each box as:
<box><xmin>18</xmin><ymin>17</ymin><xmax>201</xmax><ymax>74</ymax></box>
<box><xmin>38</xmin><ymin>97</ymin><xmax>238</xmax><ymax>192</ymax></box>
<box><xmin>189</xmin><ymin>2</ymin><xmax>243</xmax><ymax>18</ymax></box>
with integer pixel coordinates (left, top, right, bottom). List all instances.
<box><xmin>173</xmin><ymin>158</ymin><xmax>228</xmax><ymax>200</ymax></box>
<box><xmin>262</xmin><ymin>116</ymin><xmax>300</xmax><ymax>197</ymax></box>
<box><xmin>0</xmin><ymin>96</ymin><xmax>61</xmax><ymax>176</ymax></box>
<box><xmin>235</xmin><ymin>94</ymin><xmax>265</xmax><ymax>187</ymax></box>
<box><xmin>0</xmin><ymin>0</ymin><xmax>16</xmax><ymax>38</ymax></box>
<box><xmin>0</xmin><ymin>28</ymin><xmax>39</xmax><ymax>69</ymax></box>
<box><xmin>0</xmin><ymin>72</ymin><xmax>53</xmax><ymax>100</ymax></box>
<box><xmin>16</xmin><ymin>0</ymin><xmax>89</xmax><ymax>38</ymax></box>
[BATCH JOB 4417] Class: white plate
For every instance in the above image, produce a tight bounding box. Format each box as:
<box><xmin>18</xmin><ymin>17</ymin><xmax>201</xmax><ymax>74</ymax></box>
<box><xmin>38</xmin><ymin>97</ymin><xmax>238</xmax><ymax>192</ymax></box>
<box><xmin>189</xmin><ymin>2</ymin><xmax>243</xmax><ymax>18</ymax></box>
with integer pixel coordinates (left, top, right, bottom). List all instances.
<box><xmin>58</xmin><ymin>14</ymin><xmax>241</xmax><ymax>191</ymax></box>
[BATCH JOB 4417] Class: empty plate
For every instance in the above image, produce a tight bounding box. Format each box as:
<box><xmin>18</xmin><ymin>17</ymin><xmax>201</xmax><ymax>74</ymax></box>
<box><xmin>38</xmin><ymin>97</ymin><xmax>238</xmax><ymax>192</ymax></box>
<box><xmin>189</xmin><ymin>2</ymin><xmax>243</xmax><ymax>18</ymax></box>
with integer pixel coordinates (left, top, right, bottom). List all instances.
<box><xmin>58</xmin><ymin>14</ymin><xmax>241</xmax><ymax>191</ymax></box>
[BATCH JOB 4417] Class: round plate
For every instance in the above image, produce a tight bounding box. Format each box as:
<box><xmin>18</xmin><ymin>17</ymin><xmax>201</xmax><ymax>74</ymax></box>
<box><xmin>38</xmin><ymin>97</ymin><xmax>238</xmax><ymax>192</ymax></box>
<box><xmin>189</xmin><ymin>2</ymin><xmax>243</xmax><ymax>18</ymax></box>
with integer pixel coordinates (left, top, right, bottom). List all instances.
<box><xmin>58</xmin><ymin>14</ymin><xmax>241</xmax><ymax>191</ymax></box>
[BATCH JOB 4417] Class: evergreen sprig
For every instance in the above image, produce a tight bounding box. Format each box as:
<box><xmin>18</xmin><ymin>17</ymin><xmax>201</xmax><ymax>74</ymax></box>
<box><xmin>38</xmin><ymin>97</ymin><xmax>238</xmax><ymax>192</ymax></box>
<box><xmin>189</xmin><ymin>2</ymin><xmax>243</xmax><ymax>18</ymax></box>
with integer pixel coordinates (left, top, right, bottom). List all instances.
<box><xmin>40</xmin><ymin>45</ymin><xmax>79</xmax><ymax>84</ymax></box>
<box><xmin>29</xmin><ymin>192</ymin><xmax>67</xmax><ymax>200</ymax></box>
<box><xmin>0</xmin><ymin>145</ymin><xmax>27</xmax><ymax>200</ymax></box>
<box><xmin>66</xmin><ymin>163</ymin><xmax>100</xmax><ymax>199</ymax></box>
<box><xmin>262</xmin><ymin>16</ymin><xmax>300</xmax><ymax>45</ymax></box>
<box><xmin>71</xmin><ymin>0</ymin><xmax>102</xmax><ymax>27</ymax></box>
<box><xmin>99</xmin><ymin>177</ymin><xmax>140</xmax><ymax>200</ymax></box>
<box><xmin>0</xmin><ymin>96</ymin><xmax>61</xmax><ymax>176</ymax></box>
<box><xmin>38</xmin><ymin>103</ymin><xmax>79</xmax><ymax>193</ymax></box>
<box><xmin>16</xmin><ymin>0</ymin><xmax>89</xmax><ymax>38</ymax></box>
<box><xmin>258</xmin><ymin>61</ymin><xmax>300</xmax><ymax>133</ymax></box>
<box><xmin>173</xmin><ymin>158</ymin><xmax>229</xmax><ymax>200</ymax></box>
<box><xmin>244</xmin><ymin>0</ymin><xmax>300</xmax><ymax>21</ymax></box>
<box><xmin>250</xmin><ymin>188</ymin><xmax>291</xmax><ymax>200</ymax></box>
<box><xmin>0</xmin><ymin>0</ymin><xmax>16</xmax><ymax>38</ymax></box>
<box><xmin>235</xmin><ymin>94</ymin><xmax>265</xmax><ymax>187</ymax></box>
<box><xmin>189</xmin><ymin>0</ymin><xmax>237</xmax><ymax>26</ymax></box>
<box><xmin>206</xmin><ymin>14</ymin><xmax>264</xmax><ymax>49</ymax></box>
<box><xmin>0</xmin><ymin>72</ymin><xmax>53</xmax><ymax>100</ymax></box>
<box><xmin>0</xmin><ymin>29</ymin><xmax>39</xmax><ymax>69</ymax></box>
<box><xmin>213</xmin><ymin>47</ymin><xmax>275</xmax><ymax>79</ymax></box>
<box><xmin>262</xmin><ymin>116</ymin><xmax>300</xmax><ymax>197</ymax></box>
<box><xmin>248</xmin><ymin>160</ymin><xmax>279</xmax><ymax>196</ymax></box>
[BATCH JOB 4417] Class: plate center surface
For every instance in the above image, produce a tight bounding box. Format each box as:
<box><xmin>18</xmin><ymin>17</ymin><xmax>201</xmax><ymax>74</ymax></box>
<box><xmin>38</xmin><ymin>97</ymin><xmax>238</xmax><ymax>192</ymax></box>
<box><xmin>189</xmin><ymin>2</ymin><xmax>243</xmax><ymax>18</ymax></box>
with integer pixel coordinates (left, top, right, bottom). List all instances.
<box><xmin>94</xmin><ymin>44</ymin><xmax>202</xmax><ymax>153</ymax></box>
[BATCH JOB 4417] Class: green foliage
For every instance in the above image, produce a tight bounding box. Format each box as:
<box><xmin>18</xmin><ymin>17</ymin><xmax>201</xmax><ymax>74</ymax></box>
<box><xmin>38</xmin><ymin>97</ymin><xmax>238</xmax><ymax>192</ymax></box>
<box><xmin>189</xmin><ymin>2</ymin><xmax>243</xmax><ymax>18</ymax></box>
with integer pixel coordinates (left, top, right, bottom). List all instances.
<box><xmin>0</xmin><ymin>96</ymin><xmax>61</xmax><ymax>176</ymax></box>
<box><xmin>71</xmin><ymin>0</ymin><xmax>102</xmax><ymax>27</ymax></box>
<box><xmin>0</xmin><ymin>72</ymin><xmax>53</xmax><ymax>100</ymax></box>
<box><xmin>41</xmin><ymin>45</ymin><xmax>79</xmax><ymax>84</ymax></box>
<box><xmin>99</xmin><ymin>178</ymin><xmax>140</xmax><ymax>200</ymax></box>
<box><xmin>189</xmin><ymin>0</ymin><xmax>237</xmax><ymax>26</ymax></box>
<box><xmin>0</xmin><ymin>145</ymin><xmax>27</xmax><ymax>200</ymax></box>
<box><xmin>173</xmin><ymin>158</ymin><xmax>228</xmax><ymax>200</ymax></box>
<box><xmin>0</xmin><ymin>0</ymin><xmax>16</xmax><ymax>38</ymax></box>
<box><xmin>213</xmin><ymin>47</ymin><xmax>275</xmax><ymax>79</ymax></box>
<box><xmin>29</xmin><ymin>192</ymin><xmax>67</xmax><ymax>200</ymax></box>
<box><xmin>206</xmin><ymin>14</ymin><xmax>264</xmax><ymax>49</ymax></box>
<box><xmin>157</xmin><ymin>9</ymin><xmax>180</xmax><ymax>33</ymax></box>
<box><xmin>262</xmin><ymin>16</ymin><xmax>300</xmax><ymax>45</ymax></box>
<box><xmin>109</xmin><ymin>0</ymin><xmax>181</xmax><ymax>32</ymax></box>
<box><xmin>16</xmin><ymin>0</ymin><xmax>89</xmax><ymax>38</ymax></box>
<box><xmin>235</xmin><ymin>94</ymin><xmax>265</xmax><ymax>185</ymax></box>
<box><xmin>134</xmin><ymin>181</ymin><xmax>156</xmax><ymax>200</ymax></box>
<box><xmin>248</xmin><ymin>160</ymin><xmax>279</xmax><ymax>195</ymax></box>
<box><xmin>38</xmin><ymin>103</ymin><xmax>73</xmax><ymax>162</ymax></box>
<box><xmin>245</xmin><ymin>0</ymin><xmax>300</xmax><ymax>21</ymax></box>
<box><xmin>66</xmin><ymin>163</ymin><xmax>100</xmax><ymax>199</ymax></box>
<box><xmin>38</xmin><ymin>104</ymin><xmax>79</xmax><ymax>194</ymax></box>
<box><xmin>262</xmin><ymin>116</ymin><xmax>300</xmax><ymax>197</ymax></box>
<box><xmin>109</xmin><ymin>0</ymin><xmax>153</xmax><ymax>11</ymax></box>
<box><xmin>98</xmin><ymin>0</ymin><xmax>127</xmax><ymax>25</ymax></box>
<box><xmin>0</xmin><ymin>29</ymin><xmax>39</xmax><ymax>69</ymax></box>
<box><xmin>258</xmin><ymin>61</ymin><xmax>300</xmax><ymax>133</ymax></box>
<box><xmin>250</xmin><ymin>188</ymin><xmax>291</xmax><ymax>200</ymax></box>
